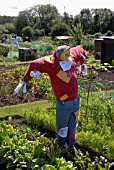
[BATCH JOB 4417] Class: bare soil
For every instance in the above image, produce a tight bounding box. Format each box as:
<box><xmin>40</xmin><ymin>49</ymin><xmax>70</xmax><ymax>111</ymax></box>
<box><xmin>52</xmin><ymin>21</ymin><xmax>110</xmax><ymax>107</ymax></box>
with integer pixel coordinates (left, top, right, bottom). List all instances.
<box><xmin>94</xmin><ymin>68</ymin><xmax>114</xmax><ymax>82</ymax></box>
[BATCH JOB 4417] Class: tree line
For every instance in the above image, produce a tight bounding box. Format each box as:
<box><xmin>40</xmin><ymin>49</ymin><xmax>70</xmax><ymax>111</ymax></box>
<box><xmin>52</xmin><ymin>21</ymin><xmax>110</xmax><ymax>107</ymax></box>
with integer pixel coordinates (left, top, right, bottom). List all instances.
<box><xmin>0</xmin><ymin>4</ymin><xmax>114</xmax><ymax>40</ymax></box>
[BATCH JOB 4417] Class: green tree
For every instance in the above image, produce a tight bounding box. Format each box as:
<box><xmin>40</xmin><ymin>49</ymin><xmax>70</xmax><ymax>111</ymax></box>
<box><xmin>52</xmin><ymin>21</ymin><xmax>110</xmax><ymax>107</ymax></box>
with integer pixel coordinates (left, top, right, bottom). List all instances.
<box><xmin>79</xmin><ymin>8</ymin><xmax>93</xmax><ymax>34</ymax></box>
<box><xmin>92</xmin><ymin>8</ymin><xmax>112</xmax><ymax>34</ymax></box>
<box><xmin>109</xmin><ymin>11</ymin><xmax>114</xmax><ymax>33</ymax></box>
<box><xmin>73</xmin><ymin>15</ymin><xmax>80</xmax><ymax>26</ymax></box>
<box><xmin>28</xmin><ymin>4</ymin><xmax>61</xmax><ymax>35</ymax></box>
<box><xmin>51</xmin><ymin>23</ymin><xmax>70</xmax><ymax>40</ymax></box>
<box><xmin>68</xmin><ymin>23</ymin><xmax>83</xmax><ymax>45</ymax></box>
<box><xmin>62</xmin><ymin>12</ymin><xmax>73</xmax><ymax>26</ymax></box>
<box><xmin>5</xmin><ymin>23</ymin><xmax>16</xmax><ymax>34</ymax></box>
<box><xmin>0</xmin><ymin>15</ymin><xmax>16</xmax><ymax>25</ymax></box>
<box><xmin>15</xmin><ymin>11</ymin><xmax>29</xmax><ymax>36</ymax></box>
<box><xmin>34</xmin><ymin>29</ymin><xmax>45</xmax><ymax>40</ymax></box>
<box><xmin>0</xmin><ymin>25</ymin><xmax>6</xmax><ymax>34</ymax></box>
<box><xmin>22</xmin><ymin>26</ymin><xmax>34</xmax><ymax>41</ymax></box>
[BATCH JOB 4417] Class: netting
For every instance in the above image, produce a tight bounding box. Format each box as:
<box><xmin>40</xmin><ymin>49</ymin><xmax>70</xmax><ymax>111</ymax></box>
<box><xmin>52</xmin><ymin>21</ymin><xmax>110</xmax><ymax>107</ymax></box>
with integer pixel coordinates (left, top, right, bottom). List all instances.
<box><xmin>7</xmin><ymin>51</ymin><xmax>19</xmax><ymax>58</ymax></box>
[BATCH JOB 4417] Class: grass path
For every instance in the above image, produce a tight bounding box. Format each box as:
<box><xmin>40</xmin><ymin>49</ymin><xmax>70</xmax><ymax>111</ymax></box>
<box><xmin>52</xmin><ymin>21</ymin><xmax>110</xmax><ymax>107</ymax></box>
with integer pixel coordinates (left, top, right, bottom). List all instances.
<box><xmin>0</xmin><ymin>100</ymin><xmax>52</xmax><ymax>118</ymax></box>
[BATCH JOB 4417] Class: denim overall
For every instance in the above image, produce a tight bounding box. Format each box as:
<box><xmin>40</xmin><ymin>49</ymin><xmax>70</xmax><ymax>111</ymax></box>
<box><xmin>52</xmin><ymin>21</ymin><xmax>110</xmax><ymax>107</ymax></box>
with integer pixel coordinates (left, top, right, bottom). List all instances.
<box><xmin>56</xmin><ymin>96</ymin><xmax>80</xmax><ymax>148</ymax></box>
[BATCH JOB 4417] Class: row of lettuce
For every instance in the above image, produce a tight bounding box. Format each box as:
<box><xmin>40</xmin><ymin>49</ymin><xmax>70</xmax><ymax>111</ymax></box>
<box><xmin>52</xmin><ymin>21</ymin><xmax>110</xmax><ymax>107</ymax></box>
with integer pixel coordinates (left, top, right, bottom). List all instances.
<box><xmin>0</xmin><ymin>120</ymin><xmax>113</xmax><ymax>170</ymax></box>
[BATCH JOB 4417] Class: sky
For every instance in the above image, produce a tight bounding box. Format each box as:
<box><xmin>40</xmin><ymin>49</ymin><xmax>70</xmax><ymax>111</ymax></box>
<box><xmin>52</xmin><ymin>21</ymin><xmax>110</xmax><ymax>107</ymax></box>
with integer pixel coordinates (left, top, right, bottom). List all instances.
<box><xmin>0</xmin><ymin>0</ymin><xmax>114</xmax><ymax>17</ymax></box>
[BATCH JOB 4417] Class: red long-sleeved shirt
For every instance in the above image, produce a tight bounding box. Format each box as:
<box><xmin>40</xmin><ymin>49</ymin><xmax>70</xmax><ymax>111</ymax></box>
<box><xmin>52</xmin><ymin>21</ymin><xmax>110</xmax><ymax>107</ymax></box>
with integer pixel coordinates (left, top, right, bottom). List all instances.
<box><xmin>24</xmin><ymin>45</ymin><xmax>86</xmax><ymax>102</ymax></box>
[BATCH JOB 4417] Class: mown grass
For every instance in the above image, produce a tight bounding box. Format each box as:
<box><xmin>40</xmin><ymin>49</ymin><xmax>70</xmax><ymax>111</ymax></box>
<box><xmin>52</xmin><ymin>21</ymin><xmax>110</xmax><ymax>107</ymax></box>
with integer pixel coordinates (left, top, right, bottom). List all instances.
<box><xmin>0</xmin><ymin>60</ymin><xmax>30</xmax><ymax>66</ymax></box>
<box><xmin>0</xmin><ymin>100</ymin><xmax>52</xmax><ymax>118</ymax></box>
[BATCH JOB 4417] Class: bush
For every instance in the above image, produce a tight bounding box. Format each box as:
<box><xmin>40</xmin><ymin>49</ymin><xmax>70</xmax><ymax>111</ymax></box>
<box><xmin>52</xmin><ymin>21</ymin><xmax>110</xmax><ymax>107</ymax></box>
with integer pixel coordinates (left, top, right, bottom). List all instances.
<box><xmin>82</xmin><ymin>40</ymin><xmax>94</xmax><ymax>51</ymax></box>
<box><xmin>94</xmin><ymin>32</ymin><xmax>102</xmax><ymax>38</ymax></box>
<box><xmin>105</xmin><ymin>30</ymin><xmax>113</xmax><ymax>36</ymax></box>
<box><xmin>0</xmin><ymin>44</ymin><xmax>10</xmax><ymax>57</ymax></box>
<box><xmin>95</xmin><ymin>52</ymin><xmax>101</xmax><ymax>59</ymax></box>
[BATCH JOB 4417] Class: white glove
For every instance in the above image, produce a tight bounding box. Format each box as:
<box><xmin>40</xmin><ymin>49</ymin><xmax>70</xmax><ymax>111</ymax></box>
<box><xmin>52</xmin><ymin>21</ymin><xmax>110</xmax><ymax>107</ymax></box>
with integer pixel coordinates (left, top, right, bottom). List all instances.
<box><xmin>30</xmin><ymin>71</ymin><xmax>41</xmax><ymax>78</ymax></box>
<box><xmin>80</xmin><ymin>64</ymin><xmax>87</xmax><ymax>76</ymax></box>
<box><xmin>14</xmin><ymin>81</ymin><xmax>26</xmax><ymax>93</ymax></box>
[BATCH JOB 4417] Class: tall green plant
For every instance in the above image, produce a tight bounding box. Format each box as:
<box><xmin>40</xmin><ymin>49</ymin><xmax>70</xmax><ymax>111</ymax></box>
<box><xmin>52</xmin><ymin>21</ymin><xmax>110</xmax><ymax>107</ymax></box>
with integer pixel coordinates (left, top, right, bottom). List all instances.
<box><xmin>68</xmin><ymin>23</ymin><xmax>83</xmax><ymax>45</ymax></box>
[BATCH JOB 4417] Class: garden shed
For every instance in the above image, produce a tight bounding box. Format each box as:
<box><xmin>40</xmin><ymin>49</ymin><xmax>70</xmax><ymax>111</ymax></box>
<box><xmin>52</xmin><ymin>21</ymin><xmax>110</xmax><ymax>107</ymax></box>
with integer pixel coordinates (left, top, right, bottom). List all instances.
<box><xmin>101</xmin><ymin>37</ymin><xmax>114</xmax><ymax>65</ymax></box>
<box><xmin>55</xmin><ymin>36</ymin><xmax>72</xmax><ymax>46</ymax></box>
<box><xmin>18</xmin><ymin>48</ymin><xmax>37</xmax><ymax>61</ymax></box>
<box><xmin>94</xmin><ymin>36</ymin><xmax>114</xmax><ymax>64</ymax></box>
<box><xmin>94</xmin><ymin>38</ymin><xmax>103</xmax><ymax>54</ymax></box>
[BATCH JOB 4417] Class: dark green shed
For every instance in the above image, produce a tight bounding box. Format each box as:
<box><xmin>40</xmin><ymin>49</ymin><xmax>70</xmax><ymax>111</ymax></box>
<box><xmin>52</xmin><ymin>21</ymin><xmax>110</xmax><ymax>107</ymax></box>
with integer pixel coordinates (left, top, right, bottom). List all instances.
<box><xmin>101</xmin><ymin>37</ymin><xmax>114</xmax><ymax>65</ymax></box>
<box><xmin>18</xmin><ymin>48</ymin><xmax>37</xmax><ymax>61</ymax></box>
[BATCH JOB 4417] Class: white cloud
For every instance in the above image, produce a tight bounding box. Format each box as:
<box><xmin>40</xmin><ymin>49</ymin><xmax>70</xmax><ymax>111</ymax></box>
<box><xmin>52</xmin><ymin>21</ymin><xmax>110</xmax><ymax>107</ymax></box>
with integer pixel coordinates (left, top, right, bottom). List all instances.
<box><xmin>0</xmin><ymin>0</ymin><xmax>114</xmax><ymax>16</ymax></box>
<box><xmin>10</xmin><ymin>6</ymin><xmax>18</xmax><ymax>10</ymax></box>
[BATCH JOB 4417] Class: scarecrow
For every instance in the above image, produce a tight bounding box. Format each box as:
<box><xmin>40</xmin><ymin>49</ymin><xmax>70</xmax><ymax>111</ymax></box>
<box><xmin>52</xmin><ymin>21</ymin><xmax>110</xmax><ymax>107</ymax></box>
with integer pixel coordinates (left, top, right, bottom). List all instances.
<box><xmin>14</xmin><ymin>45</ymin><xmax>87</xmax><ymax>151</ymax></box>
